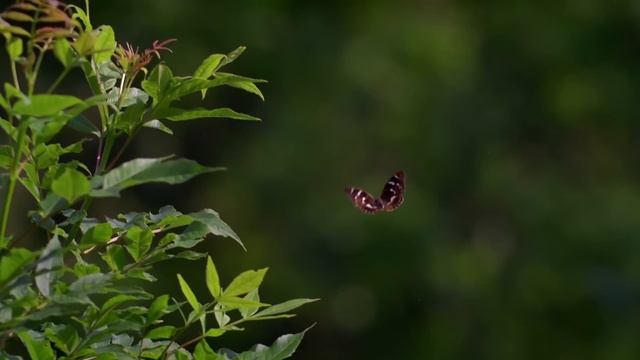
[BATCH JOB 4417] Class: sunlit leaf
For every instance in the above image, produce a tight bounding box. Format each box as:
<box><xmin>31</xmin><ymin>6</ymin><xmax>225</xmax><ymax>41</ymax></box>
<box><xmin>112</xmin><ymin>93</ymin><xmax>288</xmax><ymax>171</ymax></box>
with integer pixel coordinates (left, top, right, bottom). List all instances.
<box><xmin>223</xmin><ymin>268</ymin><xmax>268</xmax><ymax>297</ymax></box>
<box><xmin>17</xmin><ymin>331</ymin><xmax>55</xmax><ymax>360</ymax></box>
<box><xmin>13</xmin><ymin>95</ymin><xmax>83</xmax><ymax>117</ymax></box>
<box><xmin>252</xmin><ymin>298</ymin><xmax>319</xmax><ymax>318</ymax></box>
<box><xmin>165</xmin><ymin>107</ymin><xmax>260</xmax><ymax>122</ymax></box>
<box><xmin>93</xmin><ymin>25</ymin><xmax>116</xmax><ymax>64</ymax></box>
<box><xmin>177</xmin><ymin>274</ymin><xmax>200</xmax><ymax>311</ymax></box>
<box><xmin>206</xmin><ymin>256</ymin><xmax>221</xmax><ymax>299</ymax></box>
<box><xmin>147</xmin><ymin>294</ymin><xmax>169</xmax><ymax>324</ymax></box>
<box><xmin>147</xmin><ymin>325</ymin><xmax>176</xmax><ymax>339</ymax></box>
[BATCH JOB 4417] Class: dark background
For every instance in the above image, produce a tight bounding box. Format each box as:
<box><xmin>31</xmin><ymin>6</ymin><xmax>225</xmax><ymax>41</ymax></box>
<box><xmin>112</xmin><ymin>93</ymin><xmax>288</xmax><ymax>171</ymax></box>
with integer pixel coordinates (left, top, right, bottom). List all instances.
<box><xmin>14</xmin><ymin>0</ymin><xmax>640</xmax><ymax>358</ymax></box>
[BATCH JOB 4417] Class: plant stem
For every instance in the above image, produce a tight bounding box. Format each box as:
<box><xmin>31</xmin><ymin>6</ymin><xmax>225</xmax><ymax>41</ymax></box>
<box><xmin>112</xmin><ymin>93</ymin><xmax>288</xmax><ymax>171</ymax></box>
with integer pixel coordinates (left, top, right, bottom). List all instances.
<box><xmin>105</xmin><ymin>131</ymin><xmax>133</xmax><ymax>172</ymax></box>
<box><xmin>0</xmin><ymin>123</ymin><xmax>27</xmax><ymax>248</ymax></box>
<box><xmin>28</xmin><ymin>40</ymin><xmax>50</xmax><ymax>96</ymax></box>
<box><xmin>10</xmin><ymin>61</ymin><xmax>20</xmax><ymax>93</ymax></box>
<box><xmin>46</xmin><ymin>67</ymin><xmax>71</xmax><ymax>94</ymax></box>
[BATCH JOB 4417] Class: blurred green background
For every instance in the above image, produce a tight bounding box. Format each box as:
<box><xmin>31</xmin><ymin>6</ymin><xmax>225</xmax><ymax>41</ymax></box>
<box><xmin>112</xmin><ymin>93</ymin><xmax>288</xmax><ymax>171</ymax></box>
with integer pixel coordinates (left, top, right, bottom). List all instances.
<box><xmin>19</xmin><ymin>0</ymin><xmax>640</xmax><ymax>358</ymax></box>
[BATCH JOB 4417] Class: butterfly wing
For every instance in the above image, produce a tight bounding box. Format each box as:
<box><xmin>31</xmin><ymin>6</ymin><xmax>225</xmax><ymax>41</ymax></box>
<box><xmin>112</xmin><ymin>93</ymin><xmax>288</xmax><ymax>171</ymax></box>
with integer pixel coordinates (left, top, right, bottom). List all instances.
<box><xmin>380</xmin><ymin>171</ymin><xmax>405</xmax><ymax>212</ymax></box>
<box><xmin>345</xmin><ymin>187</ymin><xmax>383</xmax><ymax>214</ymax></box>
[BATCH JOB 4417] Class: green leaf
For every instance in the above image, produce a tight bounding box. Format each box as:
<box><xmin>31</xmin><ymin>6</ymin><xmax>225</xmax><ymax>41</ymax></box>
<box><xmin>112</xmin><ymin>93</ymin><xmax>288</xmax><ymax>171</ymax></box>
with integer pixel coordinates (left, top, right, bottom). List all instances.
<box><xmin>194</xmin><ymin>53</ymin><xmax>225</xmax><ymax>99</ymax></box>
<box><xmin>236</xmin><ymin>327</ymin><xmax>313</xmax><ymax>360</ymax></box>
<box><xmin>239</xmin><ymin>290</ymin><xmax>261</xmax><ymax>319</ymax></box>
<box><xmin>51</xmin><ymin>168</ymin><xmax>90</xmax><ymax>203</ymax></box>
<box><xmin>6</xmin><ymin>37</ymin><xmax>23</xmax><ymax>62</ymax></box>
<box><xmin>95</xmin><ymin>157</ymin><xmax>223</xmax><ymax>197</ymax></box>
<box><xmin>35</xmin><ymin>235</ymin><xmax>63</xmax><ymax>297</ymax></box>
<box><xmin>194</xmin><ymin>340</ymin><xmax>219</xmax><ymax>359</ymax></box>
<box><xmin>253</xmin><ymin>298</ymin><xmax>319</xmax><ymax>318</ymax></box>
<box><xmin>93</xmin><ymin>25</ymin><xmax>116</xmax><ymax>63</ymax></box>
<box><xmin>165</xmin><ymin>107</ymin><xmax>260</xmax><ymax>122</ymax></box>
<box><xmin>142</xmin><ymin>64</ymin><xmax>173</xmax><ymax>106</ymax></box>
<box><xmin>68</xmin><ymin>116</ymin><xmax>99</xmax><ymax>136</ymax></box>
<box><xmin>177</xmin><ymin>273</ymin><xmax>201</xmax><ymax>311</ymax></box>
<box><xmin>124</xmin><ymin>226</ymin><xmax>153</xmax><ymax>261</ymax></box>
<box><xmin>28</xmin><ymin>115</ymin><xmax>73</xmax><ymax>144</ymax></box>
<box><xmin>147</xmin><ymin>325</ymin><xmax>176</xmax><ymax>339</ymax></box>
<box><xmin>0</xmin><ymin>118</ymin><xmax>17</xmax><ymax>140</ymax></box>
<box><xmin>101</xmin><ymin>245</ymin><xmax>127</xmax><ymax>271</ymax></box>
<box><xmin>101</xmin><ymin>294</ymin><xmax>138</xmax><ymax>312</ymax></box>
<box><xmin>101</xmin><ymin>157</ymin><xmax>167</xmax><ymax>190</ymax></box>
<box><xmin>0</xmin><ymin>248</ymin><xmax>34</xmax><ymax>286</ymax></box>
<box><xmin>20</xmin><ymin>163</ymin><xmax>40</xmax><ymax>201</ymax></box>
<box><xmin>53</xmin><ymin>38</ymin><xmax>74</xmax><ymax>68</ymax></box>
<box><xmin>213</xmin><ymin>303</ymin><xmax>230</xmax><ymax>328</ymax></box>
<box><xmin>44</xmin><ymin>324</ymin><xmax>79</xmax><ymax>355</ymax></box>
<box><xmin>204</xmin><ymin>328</ymin><xmax>226</xmax><ymax>337</ymax></box>
<box><xmin>218</xmin><ymin>296</ymin><xmax>268</xmax><ymax>311</ymax></box>
<box><xmin>68</xmin><ymin>273</ymin><xmax>111</xmax><ymax>294</ymax></box>
<box><xmin>194</xmin><ymin>54</ymin><xmax>225</xmax><ymax>79</ymax></box>
<box><xmin>143</xmin><ymin>119</ymin><xmax>174</xmax><ymax>135</ymax></box>
<box><xmin>214</xmin><ymin>72</ymin><xmax>266</xmax><ymax>101</ymax></box>
<box><xmin>0</xmin><ymin>145</ymin><xmax>13</xmax><ymax>168</ymax></box>
<box><xmin>206</xmin><ymin>256</ymin><xmax>221</xmax><ymax>299</ymax></box>
<box><xmin>17</xmin><ymin>331</ymin><xmax>55</xmax><ymax>360</ymax></box>
<box><xmin>164</xmin><ymin>74</ymin><xmax>265</xmax><ymax>103</ymax></box>
<box><xmin>109</xmin><ymin>87</ymin><xmax>149</xmax><ymax>108</ymax></box>
<box><xmin>175</xmin><ymin>250</ymin><xmax>207</xmax><ymax>260</ymax></box>
<box><xmin>13</xmin><ymin>95</ymin><xmax>83</xmax><ymax>117</ymax></box>
<box><xmin>115</xmin><ymin>102</ymin><xmax>145</xmax><ymax>133</ymax></box>
<box><xmin>223</xmin><ymin>268</ymin><xmax>268</xmax><ymax>297</ymax></box>
<box><xmin>147</xmin><ymin>294</ymin><xmax>169</xmax><ymax>324</ymax></box>
<box><xmin>80</xmin><ymin>223</ymin><xmax>113</xmax><ymax>247</ymax></box>
<box><xmin>219</xmin><ymin>46</ymin><xmax>246</xmax><ymax>68</ymax></box>
<box><xmin>190</xmin><ymin>209</ymin><xmax>244</xmax><ymax>250</ymax></box>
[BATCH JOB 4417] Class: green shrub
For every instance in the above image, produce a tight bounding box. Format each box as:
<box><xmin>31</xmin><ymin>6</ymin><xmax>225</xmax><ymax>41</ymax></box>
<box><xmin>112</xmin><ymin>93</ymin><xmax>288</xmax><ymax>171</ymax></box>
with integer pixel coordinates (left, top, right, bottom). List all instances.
<box><xmin>0</xmin><ymin>1</ymin><xmax>315</xmax><ymax>358</ymax></box>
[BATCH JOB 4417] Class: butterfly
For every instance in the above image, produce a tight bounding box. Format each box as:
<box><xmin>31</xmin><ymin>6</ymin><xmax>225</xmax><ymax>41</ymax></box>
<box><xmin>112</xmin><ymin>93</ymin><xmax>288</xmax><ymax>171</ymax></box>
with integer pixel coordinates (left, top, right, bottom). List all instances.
<box><xmin>345</xmin><ymin>171</ymin><xmax>405</xmax><ymax>214</ymax></box>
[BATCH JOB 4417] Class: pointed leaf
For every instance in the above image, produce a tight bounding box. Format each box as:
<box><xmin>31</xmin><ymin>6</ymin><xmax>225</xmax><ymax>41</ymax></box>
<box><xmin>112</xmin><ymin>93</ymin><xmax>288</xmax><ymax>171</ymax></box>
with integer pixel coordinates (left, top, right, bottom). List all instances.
<box><xmin>13</xmin><ymin>95</ymin><xmax>83</xmax><ymax>117</ymax></box>
<box><xmin>224</xmin><ymin>268</ymin><xmax>268</xmax><ymax>297</ymax></box>
<box><xmin>218</xmin><ymin>296</ymin><xmax>268</xmax><ymax>311</ymax></box>
<box><xmin>253</xmin><ymin>298</ymin><xmax>319</xmax><ymax>318</ymax></box>
<box><xmin>190</xmin><ymin>209</ymin><xmax>244</xmax><ymax>250</ymax></box>
<box><xmin>147</xmin><ymin>325</ymin><xmax>176</xmax><ymax>340</ymax></box>
<box><xmin>177</xmin><ymin>274</ymin><xmax>200</xmax><ymax>311</ymax></box>
<box><xmin>147</xmin><ymin>294</ymin><xmax>169</xmax><ymax>324</ymax></box>
<box><xmin>236</xmin><ymin>327</ymin><xmax>312</xmax><ymax>360</ymax></box>
<box><xmin>206</xmin><ymin>256</ymin><xmax>221</xmax><ymax>299</ymax></box>
<box><xmin>165</xmin><ymin>107</ymin><xmax>260</xmax><ymax>122</ymax></box>
<box><xmin>17</xmin><ymin>331</ymin><xmax>55</xmax><ymax>360</ymax></box>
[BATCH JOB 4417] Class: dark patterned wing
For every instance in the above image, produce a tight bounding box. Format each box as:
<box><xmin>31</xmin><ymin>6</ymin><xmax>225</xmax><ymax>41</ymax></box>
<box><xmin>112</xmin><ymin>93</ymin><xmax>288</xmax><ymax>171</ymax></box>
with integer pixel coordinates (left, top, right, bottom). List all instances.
<box><xmin>345</xmin><ymin>187</ymin><xmax>383</xmax><ymax>214</ymax></box>
<box><xmin>380</xmin><ymin>171</ymin><xmax>405</xmax><ymax>212</ymax></box>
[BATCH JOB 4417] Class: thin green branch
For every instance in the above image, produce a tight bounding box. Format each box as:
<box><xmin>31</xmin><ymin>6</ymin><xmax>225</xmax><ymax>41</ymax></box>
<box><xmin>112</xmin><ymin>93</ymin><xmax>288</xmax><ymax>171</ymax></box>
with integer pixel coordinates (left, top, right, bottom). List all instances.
<box><xmin>0</xmin><ymin>123</ymin><xmax>28</xmax><ymax>248</ymax></box>
<box><xmin>10</xmin><ymin>61</ymin><xmax>20</xmax><ymax>93</ymax></box>
<box><xmin>46</xmin><ymin>67</ymin><xmax>72</xmax><ymax>94</ymax></box>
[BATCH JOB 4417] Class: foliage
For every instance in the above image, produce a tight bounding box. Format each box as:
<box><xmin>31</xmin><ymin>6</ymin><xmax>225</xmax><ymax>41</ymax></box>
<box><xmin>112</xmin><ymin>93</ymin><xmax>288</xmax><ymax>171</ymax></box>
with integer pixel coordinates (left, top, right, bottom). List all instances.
<box><xmin>0</xmin><ymin>1</ymin><xmax>315</xmax><ymax>358</ymax></box>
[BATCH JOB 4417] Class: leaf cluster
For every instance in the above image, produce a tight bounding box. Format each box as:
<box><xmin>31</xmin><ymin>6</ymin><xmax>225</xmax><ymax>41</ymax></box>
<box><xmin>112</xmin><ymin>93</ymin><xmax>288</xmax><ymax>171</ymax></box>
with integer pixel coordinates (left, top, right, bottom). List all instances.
<box><xmin>0</xmin><ymin>1</ymin><xmax>314</xmax><ymax>359</ymax></box>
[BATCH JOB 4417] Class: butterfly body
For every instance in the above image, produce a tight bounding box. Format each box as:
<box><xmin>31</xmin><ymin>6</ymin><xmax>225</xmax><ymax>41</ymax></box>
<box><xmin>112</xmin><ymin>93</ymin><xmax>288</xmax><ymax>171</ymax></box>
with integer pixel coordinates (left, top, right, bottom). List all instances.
<box><xmin>345</xmin><ymin>171</ymin><xmax>405</xmax><ymax>214</ymax></box>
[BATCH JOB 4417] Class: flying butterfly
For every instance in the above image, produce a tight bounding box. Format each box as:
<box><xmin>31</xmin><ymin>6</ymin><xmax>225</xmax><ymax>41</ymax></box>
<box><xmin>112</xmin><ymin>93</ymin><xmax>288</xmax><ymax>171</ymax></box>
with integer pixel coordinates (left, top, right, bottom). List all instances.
<box><xmin>345</xmin><ymin>171</ymin><xmax>405</xmax><ymax>214</ymax></box>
